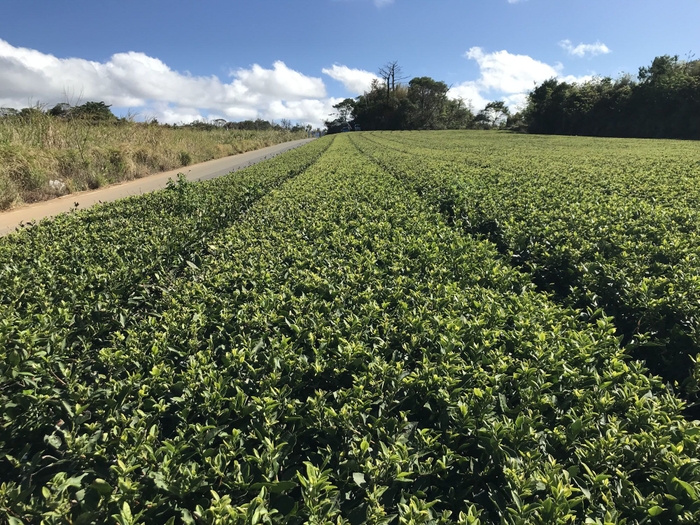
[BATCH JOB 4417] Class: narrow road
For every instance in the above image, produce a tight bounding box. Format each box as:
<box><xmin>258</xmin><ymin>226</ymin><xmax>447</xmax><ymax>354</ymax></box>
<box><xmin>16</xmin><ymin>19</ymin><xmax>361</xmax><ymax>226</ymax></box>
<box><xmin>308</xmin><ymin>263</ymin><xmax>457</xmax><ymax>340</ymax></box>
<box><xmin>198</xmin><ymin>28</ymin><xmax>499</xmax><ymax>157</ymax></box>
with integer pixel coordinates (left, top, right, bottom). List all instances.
<box><xmin>0</xmin><ymin>138</ymin><xmax>314</xmax><ymax>236</ymax></box>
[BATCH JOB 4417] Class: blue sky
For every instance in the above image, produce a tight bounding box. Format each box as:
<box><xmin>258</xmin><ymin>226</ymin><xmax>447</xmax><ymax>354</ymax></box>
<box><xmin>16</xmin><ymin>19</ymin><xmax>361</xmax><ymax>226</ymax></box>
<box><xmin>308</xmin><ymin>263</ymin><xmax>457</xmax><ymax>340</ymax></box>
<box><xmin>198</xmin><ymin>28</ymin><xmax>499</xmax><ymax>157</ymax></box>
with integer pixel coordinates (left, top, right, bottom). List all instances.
<box><xmin>1</xmin><ymin>0</ymin><xmax>698</xmax><ymax>126</ymax></box>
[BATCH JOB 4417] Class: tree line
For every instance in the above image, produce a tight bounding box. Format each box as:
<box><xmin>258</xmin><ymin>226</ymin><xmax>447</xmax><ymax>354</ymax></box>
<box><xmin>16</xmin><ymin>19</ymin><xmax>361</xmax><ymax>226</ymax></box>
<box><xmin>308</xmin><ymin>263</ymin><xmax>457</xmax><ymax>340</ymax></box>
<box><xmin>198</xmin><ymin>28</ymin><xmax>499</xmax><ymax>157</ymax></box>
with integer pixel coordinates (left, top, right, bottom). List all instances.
<box><xmin>326</xmin><ymin>62</ymin><xmax>493</xmax><ymax>133</ymax></box>
<box><xmin>0</xmin><ymin>102</ymin><xmax>317</xmax><ymax>133</ymax></box>
<box><xmin>0</xmin><ymin>101</ymin><xmax>120</xmax><ymax>122</ymax></box>
<box><xmin>522</xmin><ymin>54</ymin><xmax>700</xmax><ymax>139</ymax></box>
<box><xmin>327</xmin><ymin>55</ymin><xmax>700</xmax><ymax>140</ymax></box>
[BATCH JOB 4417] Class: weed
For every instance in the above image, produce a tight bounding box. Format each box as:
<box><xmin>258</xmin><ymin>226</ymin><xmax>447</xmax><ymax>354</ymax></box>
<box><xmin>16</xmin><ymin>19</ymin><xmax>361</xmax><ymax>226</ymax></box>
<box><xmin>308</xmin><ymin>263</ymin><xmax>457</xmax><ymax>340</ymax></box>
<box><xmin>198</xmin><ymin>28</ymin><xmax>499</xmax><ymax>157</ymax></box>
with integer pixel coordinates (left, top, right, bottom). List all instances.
<box><xmin>0</xmin><ymin>114</ymin><xmax>305</xmax><ymax>210</ymax></box>
<box><xmin>178</xmin><ymin>150</ymin><xmax>192</xmax><ymax>166</ymax></box>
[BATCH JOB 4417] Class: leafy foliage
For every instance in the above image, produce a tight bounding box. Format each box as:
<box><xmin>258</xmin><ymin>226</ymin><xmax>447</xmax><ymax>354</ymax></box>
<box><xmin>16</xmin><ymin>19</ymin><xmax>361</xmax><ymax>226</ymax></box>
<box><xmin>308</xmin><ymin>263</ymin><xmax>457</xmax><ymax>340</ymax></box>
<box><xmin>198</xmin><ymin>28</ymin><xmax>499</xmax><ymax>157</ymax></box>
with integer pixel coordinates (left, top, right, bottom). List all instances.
<box><xmin>524</xmin><ymin>55</ymin><xmax>700</xmax><ymax>139</ymax></box>
<box><xmin>352</xmin><ymin>131</ymin><xmax>700</xmax><ymax>409</ymax></box>
<box><xmin>70</xmin><ymin>102</ymin><xmax>117</xmax><ymax>122</ymax></box>
<box><xmin>326</xmin><ymin>70</ymin><xmax>475</xmax><ymax>133</ymax></box>
<box><xmin>2</xmin><ymin>133</ymin><xmax>700</xmax><ymax>524</ymax></box>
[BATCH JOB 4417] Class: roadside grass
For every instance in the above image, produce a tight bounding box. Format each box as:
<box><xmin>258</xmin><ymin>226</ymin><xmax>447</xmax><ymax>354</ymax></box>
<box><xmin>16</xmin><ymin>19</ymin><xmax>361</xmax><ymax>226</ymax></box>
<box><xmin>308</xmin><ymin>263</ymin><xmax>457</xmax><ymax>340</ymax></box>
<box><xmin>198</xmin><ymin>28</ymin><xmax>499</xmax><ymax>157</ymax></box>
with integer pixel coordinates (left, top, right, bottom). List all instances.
<box><xmin>0</xmin><ymin>113</ymin><xmax>306</xmax><ymax>210</ymax></box>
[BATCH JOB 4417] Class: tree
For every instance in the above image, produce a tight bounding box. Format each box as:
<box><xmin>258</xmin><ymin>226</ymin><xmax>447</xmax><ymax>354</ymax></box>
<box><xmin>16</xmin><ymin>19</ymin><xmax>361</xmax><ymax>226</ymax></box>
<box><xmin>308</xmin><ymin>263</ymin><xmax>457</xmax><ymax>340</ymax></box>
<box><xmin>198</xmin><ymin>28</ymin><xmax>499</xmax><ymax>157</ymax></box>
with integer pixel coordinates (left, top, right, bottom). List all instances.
<box><xmin>324</xmin><ymin>98</ymin><xmax>359</xmax><ymax>134</ymax></box>
<box><xmin>325</xmin><ymin>61</ymin><xmax>484</xmax><ymax>133</ymax></box>
<box><xmin>49</xmin><ymin>103</ymin><xmax>72</xmax><ymax>117</ymax></box>
<box><xmin>0</xmin><ymin>107</ymin><xmax>19</xmax><ymax>118</ymax></box>
<box><xmin>522</xmin><ymin>55</ymin><xmax>700</xmax><ymax>139</ymax></box>
<box><xmin>18</xmin><ymin>106</ymin><xmax>45</xmax><ymax>122</ymax></box>
<box><xmin>473</xmin><ymin>111</ymin><xmax>491</xmax><ymax>129</ymax></box>
<box><xmin>522</xmin><ymin>78</ymin><xmax>571</xmax><ymax>134</ymax></box>
<box><xmin>406</xmin><ymin>77</ymin><xmax>449</xmax><ymax>129</ymax></box>
<box><xmin>443</xmin><ymin>98</ymin><xmax>475</xmax><ymax>129</ymax></box>
<box><xmin>505</xmin><ymin>111</ymin><xmax>526</xmax><ymax>131</ymax></box>
<box><xmin>638</xmin><ymin>55</ymin><xmax>681</xmax><ymax>84</ymax></box>
<box><xmin>72</xmin><ymin>101</ymin><xmax>116</xmax><ymax>122</ymax></box>
<box><xmin>378</xmin><ymin>61</ymin><xmax>407</xmax><ymax>98</ymax></box>
<box><xmin>483</xmin><ymin>101</ymin><xmax>510</xmax><ymax>127</ymax></box>
<box><xmin>352</xmin><ymin>78</ymin><xmax>408</xmax><ymax>131</ymax></box>
<box><xmin>335</xmin><ymin>98</ymin><xmax>356</xmax><ymax>124</ymax></box>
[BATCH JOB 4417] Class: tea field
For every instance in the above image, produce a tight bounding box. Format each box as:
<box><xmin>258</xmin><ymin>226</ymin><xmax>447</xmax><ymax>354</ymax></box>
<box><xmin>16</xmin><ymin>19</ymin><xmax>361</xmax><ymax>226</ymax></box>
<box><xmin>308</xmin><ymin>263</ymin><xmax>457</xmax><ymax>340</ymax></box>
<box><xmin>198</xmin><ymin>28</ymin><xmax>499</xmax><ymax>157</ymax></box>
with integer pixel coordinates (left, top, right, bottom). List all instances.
<box><xmin>2</xmin><ymin>132</ymin><xmax>700</xmax><ymax>524</ymax></box>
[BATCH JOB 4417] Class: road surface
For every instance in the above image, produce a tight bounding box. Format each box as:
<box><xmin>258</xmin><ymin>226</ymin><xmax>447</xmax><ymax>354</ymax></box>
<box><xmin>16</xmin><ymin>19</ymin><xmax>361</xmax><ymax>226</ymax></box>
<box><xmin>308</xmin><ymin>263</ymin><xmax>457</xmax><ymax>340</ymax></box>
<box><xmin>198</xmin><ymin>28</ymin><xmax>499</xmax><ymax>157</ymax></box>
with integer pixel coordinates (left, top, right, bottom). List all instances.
<box><xmin>0</xmin><ymin>138</ymin><xmax>314</xmax><ymax>236</ymax></box>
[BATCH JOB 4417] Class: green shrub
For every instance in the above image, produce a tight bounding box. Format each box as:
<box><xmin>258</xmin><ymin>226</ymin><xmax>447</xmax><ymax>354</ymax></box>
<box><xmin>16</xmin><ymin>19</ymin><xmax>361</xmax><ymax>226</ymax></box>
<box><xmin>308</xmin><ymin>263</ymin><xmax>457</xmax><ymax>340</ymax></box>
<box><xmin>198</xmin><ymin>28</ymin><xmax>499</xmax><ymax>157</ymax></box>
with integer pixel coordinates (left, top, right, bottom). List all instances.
<box><xmin>1</xmin><ymin>135</ymin><xmax>700</xmax><ymax>523</ymax></box>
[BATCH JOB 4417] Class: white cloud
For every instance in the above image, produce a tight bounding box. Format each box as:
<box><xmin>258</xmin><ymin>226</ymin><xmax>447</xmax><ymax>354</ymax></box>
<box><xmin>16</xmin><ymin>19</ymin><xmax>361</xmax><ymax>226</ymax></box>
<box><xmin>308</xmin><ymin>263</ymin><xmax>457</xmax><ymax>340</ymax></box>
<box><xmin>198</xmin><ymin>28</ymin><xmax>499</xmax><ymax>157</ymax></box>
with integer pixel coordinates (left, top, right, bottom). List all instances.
<box><xmin>0</xmin><ymin>39</ymin><xmax>331</xmax><ymax>126</ymax></box>
<box><xmin>220</xmin><ymin>106</ymin><xmax>260</xmax><ymax>121</ymax></box>
<box><xmin>322</xmin><ymin>64</ymin><xmax>379</xmax><ymax>95</ymax></box>
<box><xmin>559</xmin><ymin>40</ymin><xmax>611</xmax><ymax>58</ymax></box>
<box><xmin>502</xmin><ymin>92</ymin><xmax>529</xmax><ymax>108</ymax></box>
<box><xmin>447</xmin><ymin>82</ymin><xmax>489</xmax><ymax>113</ymax></box>
<box><xmin>465</xmin><ymin>47</ymin><xmax>560</xmax><ymax>94</ymax></box>
<box><xmin>449</xmin><ymin>46</ymin><xmax>593</xmax><ymax>112</ymax></box>
<box><xmin>268</xmin><ymin>97</ymin><xmax>344</xmax><ymax>123</ymax></box>
<box><xmin>560</xmin><ymin>73</ymin><xmax>595</xmax><ymax>84</ymax></box>
<box><xmin>144</xmin><ymin>103</ymin><xmax>205</xmax><ymax>125</ymax></box>
<box><xmin>233</xmin><ymin>61</ymin><xmax>326</xmax><ymax>101</ymax></box>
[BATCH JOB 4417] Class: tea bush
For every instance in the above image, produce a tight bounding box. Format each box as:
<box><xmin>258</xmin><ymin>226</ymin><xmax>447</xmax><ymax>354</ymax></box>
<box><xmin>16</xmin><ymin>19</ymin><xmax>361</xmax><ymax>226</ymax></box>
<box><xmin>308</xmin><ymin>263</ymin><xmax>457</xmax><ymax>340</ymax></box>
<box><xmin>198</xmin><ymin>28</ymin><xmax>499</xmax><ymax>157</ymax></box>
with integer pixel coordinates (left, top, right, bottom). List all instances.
<box><xmin>1</xmin><ymin>133</ymin><xmax>700</xmax><ymax>524</ymax></box>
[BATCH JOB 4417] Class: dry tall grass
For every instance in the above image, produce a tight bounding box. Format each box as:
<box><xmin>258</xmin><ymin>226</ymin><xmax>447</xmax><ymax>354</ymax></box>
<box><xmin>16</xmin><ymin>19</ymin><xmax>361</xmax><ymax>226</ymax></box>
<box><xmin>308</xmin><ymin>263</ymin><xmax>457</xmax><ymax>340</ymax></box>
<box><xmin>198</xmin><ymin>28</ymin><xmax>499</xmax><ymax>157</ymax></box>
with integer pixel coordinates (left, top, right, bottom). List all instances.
<box><xmin>0</xmin><ymin>114</ymin><xmax>306</xmax><ymax>210</ymax></box>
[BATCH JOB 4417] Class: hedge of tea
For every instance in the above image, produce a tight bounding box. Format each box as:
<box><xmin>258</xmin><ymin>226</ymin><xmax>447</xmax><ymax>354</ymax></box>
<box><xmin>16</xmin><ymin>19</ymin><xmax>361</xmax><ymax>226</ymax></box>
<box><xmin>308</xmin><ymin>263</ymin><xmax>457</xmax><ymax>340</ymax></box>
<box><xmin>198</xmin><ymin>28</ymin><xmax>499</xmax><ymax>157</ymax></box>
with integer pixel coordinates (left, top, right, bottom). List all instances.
<box><xmin>352</xmin><ymin>131</ymin><xmax>700</xmax><ymax>406</ymax></box>
<box><xmin>1</xmin><ymin>134</ymin><xmax>700</xmax><ymax>524</ymax></box>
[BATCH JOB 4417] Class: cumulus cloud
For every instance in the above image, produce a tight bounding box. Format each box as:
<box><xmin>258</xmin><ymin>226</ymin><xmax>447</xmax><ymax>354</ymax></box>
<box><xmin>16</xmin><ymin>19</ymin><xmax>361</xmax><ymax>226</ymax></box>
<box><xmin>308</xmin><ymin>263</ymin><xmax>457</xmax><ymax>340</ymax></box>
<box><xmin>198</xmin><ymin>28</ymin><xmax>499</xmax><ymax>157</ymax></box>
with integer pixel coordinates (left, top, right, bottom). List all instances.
<box><xmin>234</xmin><ymin>62</ymin><xmax>326</xmax><ymax>101</ymax></box>
<box><xmin>143</xmin><ymin>103</ymin><xmax>205</xmax><ymax>125</ymax></box>
<box><xmin>268</xmin><ymin>98</ymin><xmax>344</xmax><ymax>122</ymax></box>
<box><xmin>447</xmin><ymin>82</ymin><xmax>489</xmax><ymax>114</ymax></box>
<box><xmin>322</xmin><ymin>64</ymin><xmax>379</xmax><ymax>95</ymax></box>
<box><xmin>449</xmin><ymin>46</ymin><xmax>593</xmax><ymax>112</ymax></box>
<box><xmin>559</xmin><ymin>40</ymin><xmax>611</xmax><ymax>58</ymax></box>
<box><xmin>0</xmin><ymin>39</ymin><xmax>331</xmax><ymax>126</ymax></box>
<box><xmin>466</xmin><ymin>47</ymin><xmax>563</xmax><ymax>94</ymax></box>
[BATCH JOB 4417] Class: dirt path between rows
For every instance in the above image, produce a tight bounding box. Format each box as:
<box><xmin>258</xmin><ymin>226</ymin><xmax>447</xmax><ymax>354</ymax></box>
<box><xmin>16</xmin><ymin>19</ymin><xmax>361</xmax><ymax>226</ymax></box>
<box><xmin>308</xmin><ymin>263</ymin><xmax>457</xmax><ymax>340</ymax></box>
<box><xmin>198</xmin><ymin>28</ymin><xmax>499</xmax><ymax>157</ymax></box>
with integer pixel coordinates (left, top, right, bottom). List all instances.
<box><xmin>0</xmin><ymin>138</ymin><xmax>314</xmax><ymax>236</ymax></box>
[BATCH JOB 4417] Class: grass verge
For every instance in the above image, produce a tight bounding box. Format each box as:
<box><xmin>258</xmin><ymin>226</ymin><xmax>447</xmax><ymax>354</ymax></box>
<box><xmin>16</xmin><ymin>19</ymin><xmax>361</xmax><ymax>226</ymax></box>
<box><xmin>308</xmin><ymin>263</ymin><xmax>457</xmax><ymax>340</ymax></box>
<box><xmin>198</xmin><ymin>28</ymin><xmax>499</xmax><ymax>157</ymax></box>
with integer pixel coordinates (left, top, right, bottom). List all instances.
<box><xmin>0</xmin><ymin>114</ymin><xmax>306</xmax><ymax>210</ymax></box>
